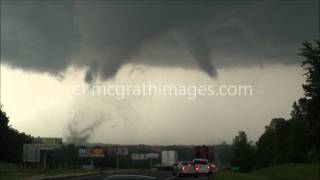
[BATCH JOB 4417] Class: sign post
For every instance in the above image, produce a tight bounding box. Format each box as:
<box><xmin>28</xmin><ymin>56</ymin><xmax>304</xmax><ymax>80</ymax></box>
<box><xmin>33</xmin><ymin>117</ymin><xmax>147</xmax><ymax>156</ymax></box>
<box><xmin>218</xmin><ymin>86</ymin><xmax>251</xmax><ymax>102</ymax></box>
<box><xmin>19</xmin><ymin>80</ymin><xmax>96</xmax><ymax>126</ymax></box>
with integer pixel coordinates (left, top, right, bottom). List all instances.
<box><xmin>116</xmin><ymin>154</ymin><xmax>119</xmax><ymax>169</ymax></box>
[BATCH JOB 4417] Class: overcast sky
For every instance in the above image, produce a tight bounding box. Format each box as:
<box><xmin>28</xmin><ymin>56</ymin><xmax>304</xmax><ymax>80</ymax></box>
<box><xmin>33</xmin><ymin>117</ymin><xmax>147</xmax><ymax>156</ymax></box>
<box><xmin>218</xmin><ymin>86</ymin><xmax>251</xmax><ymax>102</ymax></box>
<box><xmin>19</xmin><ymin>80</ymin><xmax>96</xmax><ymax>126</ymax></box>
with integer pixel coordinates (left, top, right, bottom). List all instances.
<box><xmin>1</xmin><ymin>0</ymin><xmax>318</xmax><ymax>145</ymax></box>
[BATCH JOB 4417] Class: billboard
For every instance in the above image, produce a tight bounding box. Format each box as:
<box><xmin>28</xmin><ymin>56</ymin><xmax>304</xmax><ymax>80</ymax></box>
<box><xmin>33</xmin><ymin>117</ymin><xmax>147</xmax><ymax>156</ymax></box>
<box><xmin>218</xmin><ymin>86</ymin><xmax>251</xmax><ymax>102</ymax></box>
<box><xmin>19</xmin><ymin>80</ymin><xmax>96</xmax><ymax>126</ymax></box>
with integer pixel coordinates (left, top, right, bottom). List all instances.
<box><xmin>116</xmin><ymin>147</ymin><xmax>128</xmax><ymax>155</ymax></box>
<box><xmin>23</xmin><ymin>144</ymin><xmax>59</xmax><ymax>162</ymax></box>
<box><xmin>90</xmin><ymin>147</ymin><xmax>105</xmax><ymax>158</ymax></box>
<box><xmin>107</xmin><ymin>147</ymin><xmax>128</xmax><ymax>155</ymax></box>
<box><xmin>146</xmin><ymin>153</ymin><xmax>159</xmax><ymax>159</ymax></box>
<box><xmin>33</xmin><ymin>137</ymin><xmax>62</xmax><ymax>145</ymax></box>
<box><xmin>131</xmin><ymin>153</ymin><xmax>159</xmax><ymax>160</ymax></box>
<box><xmin>131</xmin><ymin>153</ymin><xmax>147</xmax><ymax>160</ymax></box>
<box><xmin>78</xmin><ymin>148</ymin><xmax>90</xmax><ymax>157</ymax></box>
<box><xmin>78</xmin><ymin>147</ymin><xmax>105</xmax><ymax>158</ymax></box>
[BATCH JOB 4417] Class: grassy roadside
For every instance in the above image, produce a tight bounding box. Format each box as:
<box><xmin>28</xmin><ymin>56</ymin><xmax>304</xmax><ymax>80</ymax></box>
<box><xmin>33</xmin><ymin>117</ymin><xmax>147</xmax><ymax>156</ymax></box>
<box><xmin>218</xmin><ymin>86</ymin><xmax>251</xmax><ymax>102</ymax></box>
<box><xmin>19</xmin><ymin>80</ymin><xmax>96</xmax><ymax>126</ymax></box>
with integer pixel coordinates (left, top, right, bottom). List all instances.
<box><xmin>214</xmin><ymin>163</ymin><xmax>320</xmax><ymax>180</ymax></box>
<box><xmin>0</xmin><ymin>168</ymin><xmax>103</xmax><ymax>180</ymax></box>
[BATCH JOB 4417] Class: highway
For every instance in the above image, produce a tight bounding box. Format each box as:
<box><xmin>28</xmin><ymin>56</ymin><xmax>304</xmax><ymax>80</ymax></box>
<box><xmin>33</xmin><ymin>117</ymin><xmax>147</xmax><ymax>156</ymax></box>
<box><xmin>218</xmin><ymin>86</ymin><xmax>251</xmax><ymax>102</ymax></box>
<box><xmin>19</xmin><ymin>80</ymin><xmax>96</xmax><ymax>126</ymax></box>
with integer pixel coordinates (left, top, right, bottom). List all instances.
<box><xmin>53</xmin><ymin>169</ymin><xmax>213</xmax><ymax>180</ymax></box>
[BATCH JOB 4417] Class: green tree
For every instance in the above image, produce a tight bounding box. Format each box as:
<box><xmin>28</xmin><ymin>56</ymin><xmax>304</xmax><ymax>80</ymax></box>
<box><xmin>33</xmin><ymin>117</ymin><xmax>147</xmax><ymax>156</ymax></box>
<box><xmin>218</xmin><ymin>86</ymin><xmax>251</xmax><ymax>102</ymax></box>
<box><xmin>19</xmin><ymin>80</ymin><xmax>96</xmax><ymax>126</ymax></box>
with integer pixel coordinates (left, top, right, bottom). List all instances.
<box><xmin>256</xmin><ymin>118</ymin><xmax>290</xmax><ymax>167</ymax></box>
<box><xmin>256</xmin><ymin>40</ymin><xmax>320</xmax><ymax>167</ymax></box>
<box><xmin>299</xmin><ymin>40</ymin><xmax>320</xmax><ymax>159</ymax></box>
<box><xmin>231</xmin><ymin>131</ymin><xmax>256</xmax><ymax>172</ymax></box>
<box><xmin>0</xmin><ymin>105</ymin><xmax>32</xmax><ymax>163</ymax></box>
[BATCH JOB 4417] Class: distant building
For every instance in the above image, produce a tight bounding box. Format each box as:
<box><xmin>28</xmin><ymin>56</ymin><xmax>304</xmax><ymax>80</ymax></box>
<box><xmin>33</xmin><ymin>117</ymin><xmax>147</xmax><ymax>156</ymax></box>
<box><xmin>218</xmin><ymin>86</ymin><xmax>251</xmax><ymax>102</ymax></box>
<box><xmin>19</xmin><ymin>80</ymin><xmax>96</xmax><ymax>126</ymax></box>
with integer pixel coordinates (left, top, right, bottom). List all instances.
<box><xmin>66</xmin><ymin>136</ymin><xmax>88</xmax><ymax>145</ymax></box>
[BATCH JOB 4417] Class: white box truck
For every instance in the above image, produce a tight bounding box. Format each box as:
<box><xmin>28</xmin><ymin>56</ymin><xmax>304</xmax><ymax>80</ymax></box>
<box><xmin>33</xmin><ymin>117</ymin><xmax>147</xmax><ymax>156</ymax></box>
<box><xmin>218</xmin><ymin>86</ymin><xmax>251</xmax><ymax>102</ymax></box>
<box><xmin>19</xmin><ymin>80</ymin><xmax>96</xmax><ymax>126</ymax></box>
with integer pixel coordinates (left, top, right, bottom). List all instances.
<box><xmin>160</xmin><ymin>150</ymin><xmax>178</xmax><ymax>170</ymax></box>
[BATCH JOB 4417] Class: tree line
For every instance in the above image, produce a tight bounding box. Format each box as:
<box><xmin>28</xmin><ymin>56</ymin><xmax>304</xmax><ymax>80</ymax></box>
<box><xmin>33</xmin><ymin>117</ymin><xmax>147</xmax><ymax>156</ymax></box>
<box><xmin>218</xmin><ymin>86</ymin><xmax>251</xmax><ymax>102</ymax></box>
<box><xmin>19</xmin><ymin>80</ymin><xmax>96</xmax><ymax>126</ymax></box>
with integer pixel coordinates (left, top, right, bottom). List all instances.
<box><xmin>231</xmin><ymin>40</ymin><xmax>320</xmax><ymax>172</ymax></box>
<box><xmin>0</xmin><ymin>106</ymin><xmax>33</xmax><ymax>163</ymax></box>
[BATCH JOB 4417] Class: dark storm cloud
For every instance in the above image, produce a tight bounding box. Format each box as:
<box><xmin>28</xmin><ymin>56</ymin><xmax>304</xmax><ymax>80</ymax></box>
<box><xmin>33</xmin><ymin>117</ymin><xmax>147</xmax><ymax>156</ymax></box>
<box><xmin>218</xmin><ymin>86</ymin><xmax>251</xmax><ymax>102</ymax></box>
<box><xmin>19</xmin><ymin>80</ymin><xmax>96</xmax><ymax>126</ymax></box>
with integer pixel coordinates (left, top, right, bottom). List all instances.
<box><xmin>1</xmin><ymin>1</ymin><xmax>318</xmax><ymax>82</ymax></box>
<box><xmin>1</xmin><ymin>1</ymin><xmax>80</xmax><ymax>74</ymax></box>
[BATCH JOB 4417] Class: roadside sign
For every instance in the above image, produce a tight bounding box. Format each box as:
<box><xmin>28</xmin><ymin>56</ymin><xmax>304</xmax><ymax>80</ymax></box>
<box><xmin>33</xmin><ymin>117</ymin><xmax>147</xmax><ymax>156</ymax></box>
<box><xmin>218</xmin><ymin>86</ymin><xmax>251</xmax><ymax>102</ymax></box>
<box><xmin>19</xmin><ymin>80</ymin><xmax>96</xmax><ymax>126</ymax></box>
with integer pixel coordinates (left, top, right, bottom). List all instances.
<box><xmin>107</xmin><ymin>147</ymin><xmax>128</xmax><ymax>155</ymax></box>
<box><xmin>146</xmin><ymin>153</ymin><xmax>159</xmax><ymax>159</ymax></box>
<box><xmin>231</xmin><ymin>166</ymin><xmax>240</xmax><ymax>171</ymax></box>
<box><xmin>90</xmin><ymin>147</ymin><xmax>105</xmax><ymax>158</ymax></box>
<box><xmin>23</xmin><ymin>144</ymin><xmax>60</xmax><ymax>163</ymax></box>
<box><xmin>131</xmin><ymin>153</ymin><xmax>159</xmax><ymax>160</ymax></box>
<box><xmin>78</xmin><ymin>148</ymin><xmax>90</xmax><ymax>157</ymax></box>
<box><xmin>33</xmin><ymin>137</ymin><xmax>63</xmax><ymax>145</ymax></box>
<box><xmin>131</xmin><ymin>153</ymin><xmax>147</xmax><ymax>160</ymax></box>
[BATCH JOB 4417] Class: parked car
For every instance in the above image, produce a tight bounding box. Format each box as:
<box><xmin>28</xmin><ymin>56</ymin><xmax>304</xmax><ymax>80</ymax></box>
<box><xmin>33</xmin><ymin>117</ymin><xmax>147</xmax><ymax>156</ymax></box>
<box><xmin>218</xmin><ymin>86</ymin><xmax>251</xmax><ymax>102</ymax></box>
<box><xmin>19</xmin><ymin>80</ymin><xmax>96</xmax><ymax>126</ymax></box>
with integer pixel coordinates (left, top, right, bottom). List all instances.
<box><xmin>172</xmin><ymin>161</ymin><xmax>196</xmax><ymax>177</ymax></box>
<box><xmin>193</xmin><ymin>159</ymin><xmax>211</xmax><ymax>176</ymax></box>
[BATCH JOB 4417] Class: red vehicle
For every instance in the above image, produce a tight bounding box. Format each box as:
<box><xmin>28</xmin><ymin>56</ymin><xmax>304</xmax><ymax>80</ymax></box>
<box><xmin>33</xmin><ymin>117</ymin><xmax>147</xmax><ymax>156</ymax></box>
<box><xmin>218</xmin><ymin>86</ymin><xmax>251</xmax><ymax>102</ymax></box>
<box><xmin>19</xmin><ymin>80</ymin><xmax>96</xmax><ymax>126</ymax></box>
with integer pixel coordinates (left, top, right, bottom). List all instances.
<box><xmin>194</xmin><ymin>145</ymin><xmax>214</xmax><ymax>162</ymax></box>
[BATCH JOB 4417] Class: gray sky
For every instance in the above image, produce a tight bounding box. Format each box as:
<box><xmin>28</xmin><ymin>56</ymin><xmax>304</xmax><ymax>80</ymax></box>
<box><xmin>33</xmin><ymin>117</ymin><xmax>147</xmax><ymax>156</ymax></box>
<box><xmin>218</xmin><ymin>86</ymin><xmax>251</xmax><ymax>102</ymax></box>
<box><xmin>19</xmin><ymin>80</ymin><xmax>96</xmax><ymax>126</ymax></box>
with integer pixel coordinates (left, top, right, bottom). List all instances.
<box><xmin>0</xmin><ymin>0</ymin><xmax>318</xmax><ymax>144</ymax></box>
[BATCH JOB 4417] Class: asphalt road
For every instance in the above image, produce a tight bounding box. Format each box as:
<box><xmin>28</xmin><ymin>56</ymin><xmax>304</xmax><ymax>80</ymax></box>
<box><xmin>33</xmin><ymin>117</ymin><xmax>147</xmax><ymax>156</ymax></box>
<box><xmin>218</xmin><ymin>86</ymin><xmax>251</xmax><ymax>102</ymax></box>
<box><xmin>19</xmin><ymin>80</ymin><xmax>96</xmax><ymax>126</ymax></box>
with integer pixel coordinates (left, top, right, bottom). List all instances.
<box><xmin>54</xmin><ymin>170</ymin><xmax>214</xmax><ymax>180</ymax></box>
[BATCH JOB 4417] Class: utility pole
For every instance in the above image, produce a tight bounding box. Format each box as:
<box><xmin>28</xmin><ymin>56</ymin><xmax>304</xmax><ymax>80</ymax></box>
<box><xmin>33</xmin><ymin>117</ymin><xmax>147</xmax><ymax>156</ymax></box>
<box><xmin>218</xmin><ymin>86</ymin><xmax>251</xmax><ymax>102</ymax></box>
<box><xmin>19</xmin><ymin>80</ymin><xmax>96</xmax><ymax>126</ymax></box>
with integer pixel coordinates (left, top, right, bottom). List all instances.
<box><xmin>116</xmin><ymin>154</ymin><xmax>119</xmax><ymax>169</ymax></box>
<box><xmin>43</xmin><ymin>151</ymin><xmax>46</xmax><ymax>168</ymax></box>
<box><xmin>90</xmin><ymin>158</ymin><xmax>94</xmax><ymax>168</ymax></box>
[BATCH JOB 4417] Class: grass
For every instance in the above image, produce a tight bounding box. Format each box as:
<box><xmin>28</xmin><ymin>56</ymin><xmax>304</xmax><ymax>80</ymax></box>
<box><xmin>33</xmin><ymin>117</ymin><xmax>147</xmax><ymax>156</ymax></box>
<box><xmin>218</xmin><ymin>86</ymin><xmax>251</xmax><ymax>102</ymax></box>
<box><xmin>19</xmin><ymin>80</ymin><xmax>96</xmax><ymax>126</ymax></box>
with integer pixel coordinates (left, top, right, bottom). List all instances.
<box><xmin>214</xmin><ymin>163</ymin><xmax>320</xmax><ymax>180</ymax></box>
<box><xmin>0</xmin><ymin>167</ymin><xmax>102</xmax><ymax>180</ymax></box>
